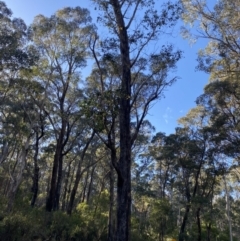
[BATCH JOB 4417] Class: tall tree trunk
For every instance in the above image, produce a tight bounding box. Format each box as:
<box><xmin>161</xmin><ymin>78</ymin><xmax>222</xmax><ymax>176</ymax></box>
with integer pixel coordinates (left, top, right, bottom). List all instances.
<box><xmin>46</xmin><ymin>117</ymin><xmax>66</xmax><ymax>212</ymax></box>
<box><xmin>67</xmin><ymin>158</ymin><xmax>82</xmax><ymax>214</ymax></box>
<box><xmin>179</xmin><ymin>203</ymin><xmax>190</xmax><ymax>241</ymax></box>
<box><xmin>31</xmin><ymin>128</ymin><xmax>44</xmax><ymax>207</ymax></box>
<box><xmin>206</xmin><ymin>223</ymin><xmax>211</xmax><ymax>241</ymax></box>
<box><xmin>46</xmin><ymin>139</ymin><xmax>63</xmax><ymax>211</ymax></box>
<box><xmin>110</xmin><ymin>1</ymin><xmax>132</xmax><ymax>240</ymax></box>
<box><xmin>30</xmin><ymin>161</ymin><xmax>39</xmax><ymax>207</ymax></box>
<box><xmin>66</xmin><ymin>164</ymin><xmax>75</xmax><ymax>209</ymax></box>
<box><xmin>179</xmin><ymin>182</ymin><xmax>192</xmax><ymax>241</ymax></box>
<box><xmin>108</xmin><ymin>151</ymin><xmax>116</xmax><ymax>241</ymax></box>
<box><xmin>159</xmin><ymin>218</ymin><xmax>166</xmax><ymax>241</ymax></box>
<box><xmin>81</xmin><ymin>168</ymin><xmax>89</xmax><ymax>203</ymax></box>
<box><xmin>61</xmin><ymin>162</ymin><xmax>72</xmax><ymax>211</ymax></box>
<box><xmin>206</xmin><ymin>192</ymin><xmax>214</xmax><ymax>241</ymax></box>
<box><xmin>86</xmin><ymin>165</ymin><xmax>95</xmax><ymax>204</ymax></box>
<box><xmin>179</xmin><ymin>154</ymin><xmax>204</xmax><ymax>241</ymax></box>
<box><xmin>196</xmin><ymin>207</ymin><xmax>201</xmax><ymax>241</ymax></box>
<box><xmin>55</xmin><ymin>153</ymin><xmax>63</xmax><ymax>210</ymax></box>
<box><xmin>224</xmin><ymin>175</ymin><xmax>233</xmax><ymax>241</ymax></box>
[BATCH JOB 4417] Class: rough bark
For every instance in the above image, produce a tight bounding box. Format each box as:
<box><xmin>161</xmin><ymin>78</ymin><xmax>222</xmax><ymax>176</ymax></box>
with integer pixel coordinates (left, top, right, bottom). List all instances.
<box><xmin>196</xmin><ymin>207</ymin><xmax>201</xmax><ymax>241</ymax></box>
<box><xmin>108</xmin><ymin>151</ymin><xmax>116</xmax><ymax>241</ymax></box>
<box><xmin>109</xmin><ymin>1</ymin><xmax>132</xmax><ymax>240</ymax></box>
<box><xmin>55</xmin><ymin>151</ymin><xmax>64</xmax><ymax>210</ymax></box>
<box><xmin>46</xmin><ymin>136</ymin><xmax>64</xmax><ymax>211</ymax></box>
<box><xmin>30</xmin><ymin>163</ymin><xmax>39</xmax><ymax>207</ymax></box>
<box><xmin>31</xmin><ymin>127</ymin><xmax>44</xmax><ymax>207</ymax></box>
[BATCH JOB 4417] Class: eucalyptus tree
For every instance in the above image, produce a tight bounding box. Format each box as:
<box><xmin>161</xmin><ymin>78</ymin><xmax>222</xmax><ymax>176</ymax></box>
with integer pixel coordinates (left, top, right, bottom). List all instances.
<box><xmin>143</xmin><ymin>105</ymin><xmax>224</xmax><ymax>241</ymax></box>
<box><xmin>196</xmin><ymin>79</ymin><xmax>240</xmax><ymax>159</ymax></box>
<box><xmin>0</xmin><ymin>0</ymin><xmax>35</xmax><ymax>167</ymax></box>
<box><xmin>0</xmin><ymin>76</ymin><xmax>45</xmax><ymax>210</ymax></box>
<box><xmin>85</xmin><ymin>52</ymin><xmax>176</xmax><ymax>239</ymax></box>
<box><xmin>211</xmin><ymin>169</ymin><xmax>240</xmax><ymax>241</ymax></box>
<box><xmin>0</xmin><ymin>1</ymin><xmax>35</xmax><ymax>76</ymax></box>
<box><xmin>179</xmin><ymin>2</ymin><xmax>240</xmax><ymax>237</ymax></box>
<box><xmin>187</xmin><ymin>78</ymin><xmax>240</xmax><ymax>241</ymax></box>
<box><xmin>0</xmin><ymin>1</ymin><xmax>41</xmax><ymax>210</ymax></box>
<box><xmin>83</xmin><ymin>55</ymin><xmax>121</xmax><ymax>241</ymax></box>
<box><xmin>133</xmin><ymin>118</ymin><xmax>222</xmax><ymax>241</ymax></box>
<box><xmin>30</xmin><ymin>7</ymin><xmax>96</xmax><ymax>211</ymax></box>
<box><xmin>180</xmin><ymin>0</ymin><xmax>240</xmax><ymax>154</ymax></box>
<box><xmin>66</xmin><ymin>130</ymin><xmax>96</xmax><ymax>214</ymax></box>
<box><xmin>148</xmin><ymin>132</ymin><xmax>178</xmax><ymax>240</ymax></box>
<box><xmin>177</xmin><ymin>113</ymin><xmax>222</xmax><ymax>241</ymax></box>
<box><xmin>90</xmin><ymin>1</ymin><xmax>182</xmax><ymax>240</ymax></box>
<box><xmin>181</xmin><ymin>0</ymin><xmax>240</xmax><ymax>81</ymax></box>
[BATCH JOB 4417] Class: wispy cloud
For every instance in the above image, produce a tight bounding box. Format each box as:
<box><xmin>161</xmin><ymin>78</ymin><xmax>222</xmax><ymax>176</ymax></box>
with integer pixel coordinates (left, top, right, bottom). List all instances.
<box><xmin>163</xmin><ymin>107</ymin><xmax>172</xmax><ymax>124</ymax></box>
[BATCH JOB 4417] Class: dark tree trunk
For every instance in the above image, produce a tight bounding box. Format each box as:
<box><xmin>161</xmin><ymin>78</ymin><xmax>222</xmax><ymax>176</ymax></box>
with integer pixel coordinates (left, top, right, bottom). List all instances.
<box><xmin>206</xmin><ymin>223</ymin><xmax>211</xmax><ymax>241</ymax></box>
<box><xmin>159</xmin><ymin>219</ymin><xmax>166</xmax><ymax>241</ymax></box>
<box><xmin>31</xmin><ymin>118</ymin><xmax>44</xmax><ymax>207</ymax></box>
<box><xmin>179</xmin><ymin>203</ymin><xmax>191</xmax><ymax>241</ymax></box>
<box><xmin>55</xmin><ymin>153</ymin><xmax>63</xmax><ymax>210</ymax></box>
<box><xmin>110</xmin><ymin>1</ymin><xmax>132</xmax><ymax>240</ymax></box>
<box><xmin>46</xmin><ymin>138</ymin><xmax>63</xmax><ymax>211</ymax></box>
<box><xmin>196</xmin><ymin>207</ymin><xmax>202</xmax><ymax>241</ymax></box>
<box><xmin>179</xmin><ymin>153</ymin><xmax>204</xmax><ymax>241</ymax></box>
<box><xmin>61</xmin><ymin>162</ymin><xmax>71</xmax><ymax>211</ymax></box>
<box><xmin>31</xmin><ymin>133</ymin><xmax>40</xmax><ymax>207</ymax></box>
<box><xmin>66</xmin><ymin>164</ymin><xmax>75</xmax><ymax>209</ymax></box>
<box><xmin>45</xmin><ymin>148</ymin><xmax>58</xmax><ymax>211</ymax></box>
<box><xmin>67</xmin><ymin>159</ymin><xmax>82</xmax><ymax>214</ymax></box>
<box><xmin>108</xmin><ymin>151</ymin><xmax>116</xmax><ymax>241</ymax></box>
<box><xmin>30</xmin><ymin>166</ymin><xmax>39</xmax><ymax>207</ymax></box>
<box><xmin>81</xmin><ymin>168</ymin><xmax>89</xmax><ymax>203</ymax></box>
<box><xmin>46</xmin><ymin>116</ymin><xmax>67</xmax><ymax>212</ymax></box>
<box><xmin>179</xmin><ymin>182</ymin><xmax>191</xmax><ymax>241</ymax></box>
<box><xmin>86</xmin><ymin>165</ymin><xmax>95</xmax><ymax>204</ymax></box>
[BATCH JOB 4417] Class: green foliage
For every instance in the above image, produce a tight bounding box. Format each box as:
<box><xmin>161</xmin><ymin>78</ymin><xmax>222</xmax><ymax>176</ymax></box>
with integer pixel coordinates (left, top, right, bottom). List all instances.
<box><xmin>181</xmin><ymin>0</ymin><xmax>240</xmax><ymax>81</ymax></box>
<box><xmin>0</xmin><ymin>212</ymin><xmax>33</xmax><ymax>241</ymax></box>
<box><xmin>0</xmin><ymin>203</ymin><xmax>107</xmax><ymax>241</ymax></box>
<box><xmin>75</xmin><ymin>190</ymin><xmax>109</xmax><ymax>241</ymax></box>
<box><xmin>0</xmin><ymin>1</ymin><xmax>240</xmax><ymax>241</ymax></box>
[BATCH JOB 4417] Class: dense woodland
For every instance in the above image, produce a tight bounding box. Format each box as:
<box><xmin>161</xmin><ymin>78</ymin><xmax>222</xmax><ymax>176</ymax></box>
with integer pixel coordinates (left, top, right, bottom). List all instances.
<box><xmin>0</xmin><ymin>0</ymin><xmax>240</xmax><ymax>240</ymax></box>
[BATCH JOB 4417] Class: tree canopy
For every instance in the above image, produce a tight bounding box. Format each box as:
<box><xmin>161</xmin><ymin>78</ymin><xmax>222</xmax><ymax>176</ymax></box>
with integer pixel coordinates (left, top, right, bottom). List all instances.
<box><xmin>0</xmin><ymin>0</ymin><xmax>240</xmax><ymax>241</ymax></box>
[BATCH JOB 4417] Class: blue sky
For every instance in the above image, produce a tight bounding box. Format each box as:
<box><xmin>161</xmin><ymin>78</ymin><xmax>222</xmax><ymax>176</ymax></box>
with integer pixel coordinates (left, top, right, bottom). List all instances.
<box><xmin>6</xmin><ymin>0</ymin><xmax>209</xmax><ymax>135</ymax></box>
